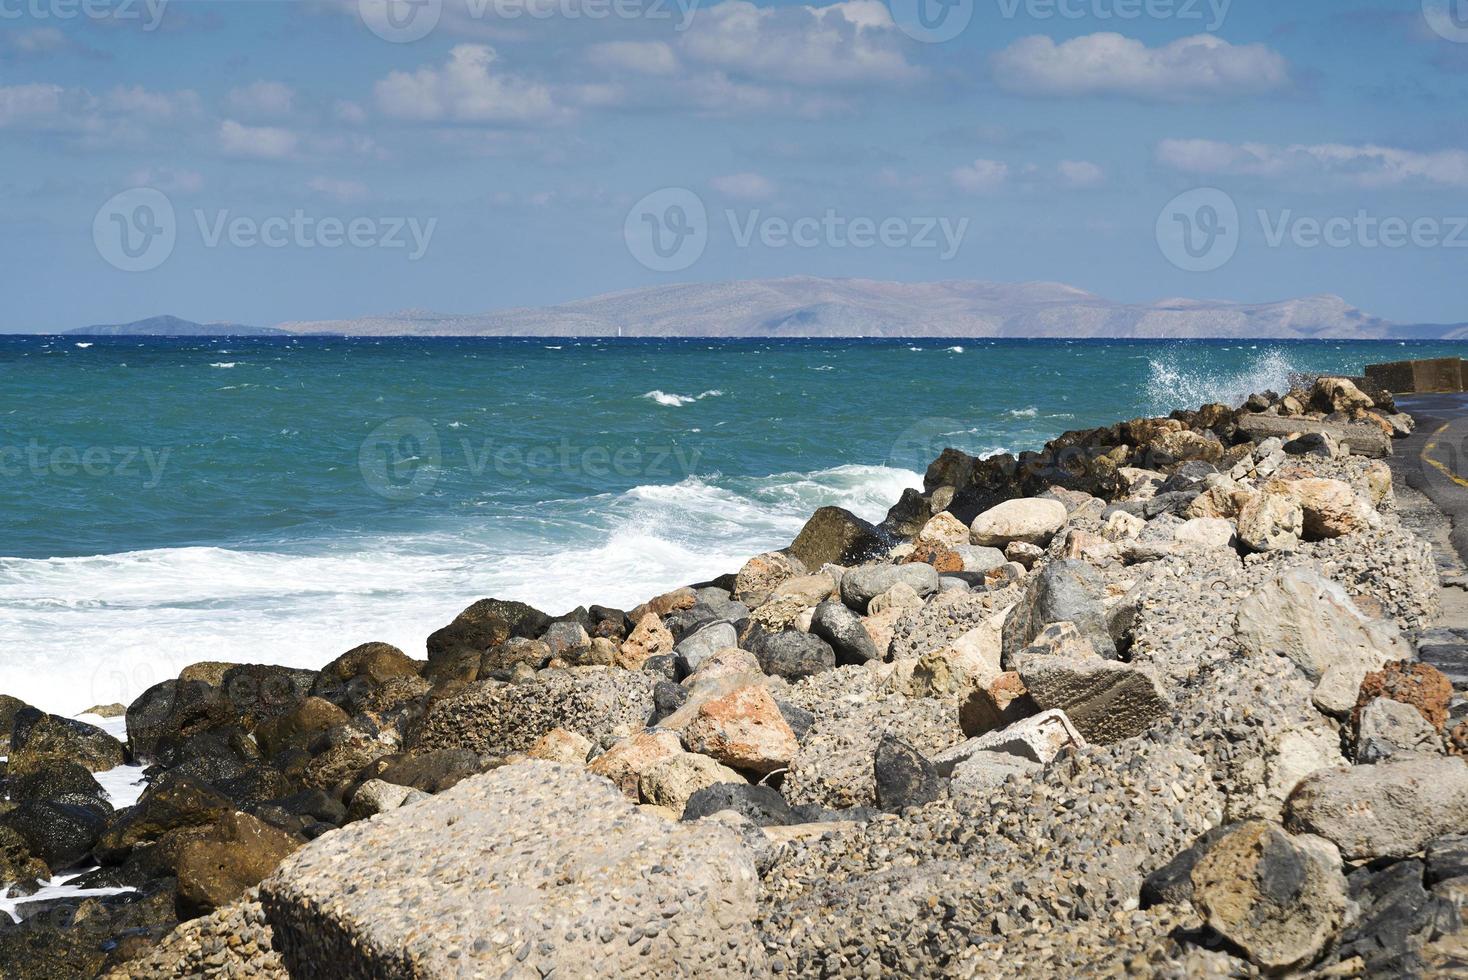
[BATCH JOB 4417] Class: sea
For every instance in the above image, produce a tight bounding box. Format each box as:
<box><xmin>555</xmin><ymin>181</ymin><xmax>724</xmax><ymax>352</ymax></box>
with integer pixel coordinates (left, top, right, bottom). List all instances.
<box><xmin>2</xmin><ymin>336</ymin><xmax>1464</xmax><ymax>714</ymax></box>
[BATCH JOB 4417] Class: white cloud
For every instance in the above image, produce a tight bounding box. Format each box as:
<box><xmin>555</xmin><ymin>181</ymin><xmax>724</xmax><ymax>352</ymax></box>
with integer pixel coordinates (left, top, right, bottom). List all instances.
<box><xmin>1057</xmin><ymin>159</ymin><xmax>1105</xmax><ymax>188</ymax></box>
<box><xmin>219</xmin><ymin>119</ymin><xmax>300</xmax><ymax>160</ymax></box>
<box><xmin>334</xmin><ymin>100</ymin><xmax>367</xmax><ymax>124</ymax></box>
<box><xmin>126</xmin><ymin>167</ymin><xmax>205</xmax><ymax>194</ymax></box>
<box><xmin>1156</xmin><ymin>139</ymin><xmax>1468</xmax><ymax>188</ymax></box>
<box><xmin>228</xmin><ymin>81</ymin><xmax>296</xmax><ymax>118</ymax></box>
<box><xmin>992</xmin><ymin>33</ymin><xmax>1289</xmax><ymax>102</ymax></box>
<box><xmin>679</xmin><ymin>0</ymin><xmax>919</xmax><ymax>86</ymax></box>
<box><xmin>587</xmin><ymin>41</ymin><xmax>678</xmax><ymax>76</ymax></box>
<box><xmin>374</xmin><ymin>45</ymin><xmax>561</xmax><ymax>124</ymax></box>
<box><xmin>710</xmin><ymin>172</ymin><xmax>777</xmax><ymax>200</ymax></box>
<box><xmin>102</xmin><ymin>85</ymin><xmax>202</xmax><ymax>123</ymax></box>
<box><xmin>951</xmin><ymin>158</ymin><xmax>1009</xmax><ymax>193</ymax></box>
<box><xmin>307</xmin><ymin>176</ymin><xmax>369</xmax><ymax>202</ymax></box>
<box><xmin>0</xmin><ymin>83</ymin><xmax>65</xmax><ymax>126</ymax></box>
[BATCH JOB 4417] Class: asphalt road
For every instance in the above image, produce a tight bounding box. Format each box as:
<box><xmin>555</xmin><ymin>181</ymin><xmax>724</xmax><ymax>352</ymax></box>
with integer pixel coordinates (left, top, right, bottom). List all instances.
<box><xmin>1393</xmin><ymin>394</ymin><xmax>1468</xmax><ymax>566</ymax></box>
<box><xmin>1391</xmin><ymin>393</ymin><xmax>1468</xmax><ymax>690</ymax></box>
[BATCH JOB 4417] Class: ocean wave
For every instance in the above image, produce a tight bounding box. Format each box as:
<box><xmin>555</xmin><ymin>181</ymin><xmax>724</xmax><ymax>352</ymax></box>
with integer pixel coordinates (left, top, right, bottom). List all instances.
<box><xmin>209</xmin><ymin>362</ymin><xmax>237</xmax><ymax>369</ymax></box>
<box><xmin>642</xmin><ymin>389</ymin><xmax>724</xmax><ymax>407</ymax></box>
<box><xmin>1006</xmin><ymin>406</ymin><xmax>1039</xmax><ymax>419</ymax></box>
<box><xmin>0</xmin><ymin>462</ymin><xmax>919</xmax><ymax>713</ymax></box>
<box><xmin>1144</xmin><ymin>348</ymin><xmax>1297</xmax><ymax>413</ymax></box>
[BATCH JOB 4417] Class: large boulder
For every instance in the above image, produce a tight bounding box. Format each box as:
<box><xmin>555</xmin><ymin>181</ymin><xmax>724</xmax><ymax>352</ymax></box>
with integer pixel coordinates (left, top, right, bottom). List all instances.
<box><xmin>1001</xmin><ymin>558</ymin><xmax>1116</xmax><ymax>662</ymax></box>
<box><xmin>409</xmin><ymin>669</ymin><xmax>656</xmax><ymax>757</ymax></box>
<box><xmin>618</xmin><ymin>613</ymin><xmax>676</xmax><ymax>670</ymax></box>
<box><xmin>9</xmin><ymin>708</ymin><xmax>126</xmax><ymax>773</ymax></box>
<box><xmin>1236</xmin><ymin>567</ymin><xmax>1411</xmax><ymax>716</ymax></box>
<box><xmin>426</xmin><ymin>598</ymin><xmax>550</xmax><ymax>663</ymax></box>
<box><xmin>176</xmin><ymin>811</ymin><xmax>301</xmax><ymax>917</ymax></box>
<box><xmin>1236</xmin><ymin>493</ymin><xmax>1304</xmax><ymax>553</ymax></box>
<box><xmin>258</xmin><ymin>763</ymin><xmax>769</xmax><ymax>977</ymax></box>
<box><xmin>1263</xmin><ymin>478</ymin><xmax>1374</xmax><ymax>540</ymax></box>
<box><xmin>681</xmin><ymin>684</ymin><xmax>798</xmax><ymax>777</ymax></box>
<box><xmin>1</xmin><ymin>798</ymin><xmax>110</xmax><ymax>870</ymax></box>
<box><xmin>968</xmin><ymin>497</ymin><xmax>1067</xmax><ymax>548</ymax></box>
<box><xmin>588</xmin><ymin>730</ymin><xmax>685</xmax><ymax>800</ymax></box>
<box><xmin>732</xmin><ymin>551</ymin><xmax>806</xmax><ymax>607</ymax></box>
<box><xmin>1014</xmin><ymin>654</ymin><xmax>1171</xmax><ymax>744</ymax></box>
<box><xmin>809</xmin><ymin>600</ymin><xmax>879</xmax><ymax>665</ymax></box>
<box><xmin>838</xmin><ymin>563</ymin><xmax>939</xmax><ymax>613</ymax></box>
<box><xmin>637</xmin><ymin>752</ymin><xmax>745</xmax><ymax>812</ymax></box>
<box><xmin>1353</xmin><ymin>697</ymin><xmax>1439</xmax><ymax>764</ymax></box>
<box><xmin>752</xmin><ymin>631</ymin><xmax>836</xmax><ymax>682</ymax></box>
<box><xmin>95</xmin><ymin>772</ymin><xmax>235</xmax><ymax>862</ymax></box>
<box><xmin>126</xmin><ymin>678</ymin><xmax>236</xmax><ymax>765</ymax></box>
<box><xmin>788</xmin><ymin>506</ymin><xmax>886</xmax><ymax>570</ymax></box>
<box><xmin>872</xmin><ymin>733</ymin><xmax>942</xmax><ymax>812</ymax></box>
<box><xmin>1189</xmin><ymin>821</ymin><xmax>1349</xmax><ymax>971</ymax></box>
<box><xmin>1285</xmin><ymin>755</ymin><xmax>1468</xmax><ymax>860</ymax></box>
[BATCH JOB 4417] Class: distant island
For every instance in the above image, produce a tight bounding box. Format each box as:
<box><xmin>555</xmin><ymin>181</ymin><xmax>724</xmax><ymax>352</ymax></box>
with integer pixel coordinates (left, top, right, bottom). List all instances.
<box><xmin>67</xmin><ymin>315</ymin><xmax>289</xmax><ymax>337</ymax></box>
<box><xmin>46</xmin><ymin>278</ymin><xmax>1468</xmax><ymax>340</ymax></box>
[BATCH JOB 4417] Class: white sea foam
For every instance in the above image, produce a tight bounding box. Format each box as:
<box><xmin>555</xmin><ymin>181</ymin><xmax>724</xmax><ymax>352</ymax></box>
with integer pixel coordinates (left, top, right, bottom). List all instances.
<box><xmin>74</xmin><ymin>342</ymin><xmax>93</xmax><ymax>349</ymax></box>
<box><xmin>1144</xmin><ymin>348</ymin><xmax>1298</xmax><ymax>413</ymax></box>
<box><xmin>1</xmin><ymin>872</ymin><xmax>134</xmax><ymax>923</ymax></box>
<box><xmin>0</xmin><ymin>463</ymin><xmax>920</xmax><ymax>713</ymax></box>
<box><xmin>209</xmin><ymin>362</ymin><xmax>237</xmax><ymax>369</ymax></box>
<box><xmin>642</xmin><ymin>389</ymin><xmax>724</xmax><ymax>407</ymax></box>
<box><xmin>947</xmin><ymin>346</ymin><xmax>964</xmax><ymax>353</ymax></box>
<box><xmin>1006</xmin><ymin>406</ymin><xmax>1039</xmax><ymax>419</ymax></box>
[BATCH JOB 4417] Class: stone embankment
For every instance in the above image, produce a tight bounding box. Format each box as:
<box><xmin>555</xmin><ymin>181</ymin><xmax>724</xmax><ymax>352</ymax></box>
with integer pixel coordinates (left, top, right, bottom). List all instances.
<box><xmin>3</xmin><ymin>376</ymin><xmax>1467</xmax><ymax>978</ymax></box>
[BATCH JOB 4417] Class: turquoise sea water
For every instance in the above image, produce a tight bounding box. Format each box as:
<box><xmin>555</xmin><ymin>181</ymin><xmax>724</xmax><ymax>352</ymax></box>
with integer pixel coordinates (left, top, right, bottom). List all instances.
<box><xmin>2</xmin><ymin>336</ymin><xmax>1464</xmax><ymax>711</ymax></box>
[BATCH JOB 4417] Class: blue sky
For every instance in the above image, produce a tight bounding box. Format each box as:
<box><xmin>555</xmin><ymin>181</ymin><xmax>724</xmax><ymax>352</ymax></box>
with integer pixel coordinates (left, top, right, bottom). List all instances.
<box><xmin>2</xmin><ymin>0</ymin><xmax>1467</xmax><ymax>330</ymax></box>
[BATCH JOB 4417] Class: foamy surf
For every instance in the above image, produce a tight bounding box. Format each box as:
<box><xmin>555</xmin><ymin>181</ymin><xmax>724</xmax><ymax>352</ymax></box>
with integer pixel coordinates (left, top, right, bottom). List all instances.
<box><xmin>1144</xmin><ymin>348</ymin><xmax>1299</xmax><ymax>414</ymax></box>
<box><xmin>642</xmin><ymin>390</ymin><xmax>724</xmax><ymax>407</ymax></box>
<box><xmin>0</xmin><ymin>463</ymin><xmax>919</xmax><ymax>713</ymax></box>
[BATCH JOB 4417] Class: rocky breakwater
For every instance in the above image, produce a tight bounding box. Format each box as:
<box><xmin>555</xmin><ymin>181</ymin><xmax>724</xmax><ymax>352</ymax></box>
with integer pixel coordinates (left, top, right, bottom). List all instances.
<box><xmin>3</xmin><ymin>376</ymin><xmax>1468</xmax><ymax>978</ymax></box>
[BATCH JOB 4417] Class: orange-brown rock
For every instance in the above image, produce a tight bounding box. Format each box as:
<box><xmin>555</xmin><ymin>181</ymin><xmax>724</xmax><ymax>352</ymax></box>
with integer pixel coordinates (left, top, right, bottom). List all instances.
<box><xmin>1354</xmin><ymin>661</ymin><xmax>1453</xmax><ymax>732</ymax></box>
<box><xmin>959</xmin><ymin>672</ymin><xmax>1035</xmax><ymax>737</ymax></box>
<box><xmin>682</xmin><ymin>685</ymin><xmax>797</xmax><ymax>777</ymax></box>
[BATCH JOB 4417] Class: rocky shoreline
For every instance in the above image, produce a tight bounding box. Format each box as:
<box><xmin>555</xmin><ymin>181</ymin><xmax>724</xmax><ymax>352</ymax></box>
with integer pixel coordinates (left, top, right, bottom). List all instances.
<box><xmin>3</xmin><ymin>376</ymin><xmax>1467</xmax><ymax>978</ymax></box>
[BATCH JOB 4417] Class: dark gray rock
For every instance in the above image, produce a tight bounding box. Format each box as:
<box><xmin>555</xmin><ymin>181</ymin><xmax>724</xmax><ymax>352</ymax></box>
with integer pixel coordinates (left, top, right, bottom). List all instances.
<box><xmin>873</xmin><ymin>733</ymin><xmax>942</xmax><ymax>812</ymax></box>
<box><xmin>789</xmin><ymin>506</ymin><xmax>887</xmax><ymax>570</ymax></box>
<box><xmin>776</xmin><ymin>700</ymin><xmax>815</xmax><ymax>742</ymax></box>
<box><xmin>1158</xmin><ymin>461</ymin><xmax>1218</xmax><ymax>493</ymax></box>
<box><xmin>682</xmin><ymin>783</ymin><xmax>792</xmax><ymax>827</ymax></box>
<box><xmin>10</xmin><ymin>709</ymin><xmax>126</xmax><ymax>772</ymax></box>
<box><xmin>5</xmin><ymin>758</ymin><xmax>108</xmax><ymax>807</ymax></box>
<box><xmin>641</xmin><ymin>654</ymin><xmax>683</xmax><ymax>683</ymax></box>
<box><xmin>753</xmin><ymin>631</ymin><xmax>836</xmax><ymax>682</ymax></box>
<box><xmin>1426</xmin><ymin>834</ymin><xmax>1468</xmax><ymax>886</ymax></box>
<box><xmin>839</xmin><ymin>564</ymin><xmax>939</xmax><ymax>613</ymax></box>
<box><xmin>649</xmin><ymin>680</ymin><xmax>690</xmax><ymax>726</ymax></box>
<box><xmin>1002</xmin><ymin>558</ymin><xmax>1117</xmax><ymax>663</ymax></box>
<box><xmin>1142</xmin><ymin>490</ymin><xmax>1201</xmax><ymax>519</ymax></box>
<box><xmin>2</xmin><ymin>799</ymin><xmax>110</xmax><ymax>870</ymax></box>
<box><xmin>809</xmin><ymin>600</ymin><xmax>878</xmax><ymax>666</ymax></box>
<box><xmin>1338</xmin><ymin>859</ymin><xmax>1457</xmax><ymax>975</ymax></box>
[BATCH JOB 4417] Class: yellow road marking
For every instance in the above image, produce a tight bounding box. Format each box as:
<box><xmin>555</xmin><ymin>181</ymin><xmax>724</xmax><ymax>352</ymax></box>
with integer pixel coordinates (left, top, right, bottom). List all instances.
<box><xmin>1421</xmin><ymin>422</ymin><xmax>1468</xmax><ymax>489</ymax></box>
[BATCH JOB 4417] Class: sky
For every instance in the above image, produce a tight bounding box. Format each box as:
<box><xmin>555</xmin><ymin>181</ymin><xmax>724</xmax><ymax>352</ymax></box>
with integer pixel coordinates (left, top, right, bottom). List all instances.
<box><xmin>2</xmin><ymin>0</ymin><xmax>1468</xmax><ymax>331</ymax></box>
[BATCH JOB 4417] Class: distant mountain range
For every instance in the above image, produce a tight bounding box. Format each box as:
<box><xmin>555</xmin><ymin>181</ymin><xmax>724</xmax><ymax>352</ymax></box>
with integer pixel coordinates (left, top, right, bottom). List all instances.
<box><xmin>67</xmin><ymin>315</ymin><xmax>288</xmax><ymax>337</ymax></box>
<box><xmin>55</xmin><ymin>279</ymin><xmax>1468</xmax><ymax>340</ymax></box>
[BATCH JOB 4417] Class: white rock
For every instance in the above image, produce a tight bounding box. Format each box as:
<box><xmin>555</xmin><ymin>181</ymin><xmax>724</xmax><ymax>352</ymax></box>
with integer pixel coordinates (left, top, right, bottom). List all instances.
<box><xmin>969</xmin><ymin>498</ymin><xmax>1068</xmax><ymax>548</ymax></box>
